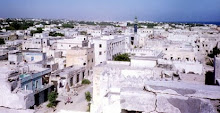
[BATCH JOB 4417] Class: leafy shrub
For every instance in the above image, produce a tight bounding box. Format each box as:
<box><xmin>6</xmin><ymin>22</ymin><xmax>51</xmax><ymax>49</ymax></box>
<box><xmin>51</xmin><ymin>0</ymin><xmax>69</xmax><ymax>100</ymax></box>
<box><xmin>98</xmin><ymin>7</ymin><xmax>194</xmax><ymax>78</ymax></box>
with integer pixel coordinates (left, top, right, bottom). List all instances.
<box><xmin>47</xmin><ymin>91</ymin><xmax>57</xmax><ymax>108</ymax></box>
<box><xmin>31</xmin><ymin>28</ymin><xmax>43</xmax><ymax>36</ymax></box>
<box><xmin>114</xmin><ymin>53</ymin><xmax>130</xmax><ymax>62</ymax></box>
<box><xmin>49</xmin><ymin>31</ymin><xmax>64</xmax><ymax>37</ymax></box>
<box><xmin>85</xmin><ymin>91</ymin><xmax>92</xmax><ymax>102</ymax></box>
<box><xmin>47</xmin><ymin>102</ymin><xmax>54</xmax><ymax>108</ymax></box>
<box><xmin>82</xmin><ymin>79</ymin><xmax>91</xmax><ymax>85</ymax></box>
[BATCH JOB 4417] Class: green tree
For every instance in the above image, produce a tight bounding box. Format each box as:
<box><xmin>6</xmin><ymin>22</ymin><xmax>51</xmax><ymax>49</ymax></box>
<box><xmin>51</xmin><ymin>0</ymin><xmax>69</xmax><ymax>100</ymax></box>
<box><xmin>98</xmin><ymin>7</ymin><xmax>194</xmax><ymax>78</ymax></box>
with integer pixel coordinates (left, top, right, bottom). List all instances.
<box><xmin>49</xmin><ymin>32</ymin><xmax>64</xmax><ymax>37</ymax></box>
<box><xmin>85</xmin><ymin>91</ymin><xmax>92</xmax><ymax>112</ymax></box>
<box><xmin>85</xmin><ymin>91</ymin><xmax>92</xmax><ymax>102</ymax></box>
<box><xmin>114</xmin><ymin>53</ymin><xmax>130</xmax><ymax>62</ymax></box>
<box><xmin>5</xmin><ymin>20</ymin><xmax>34</xmax><ymax>30</ymax></box>
<box><xmin>47</xmin><ymin>91</ymin><xmax>58</xmax><ymax>108</ymax></box>
<box><xmin>62</xmin><ymin>23</ymin><xmax>74</xmax><ymax>28</ymax></box>
<box><xmin>81</xmin><ymin>79</ymin><xmax>91</xmax><ymax>85</ymax></box>
<box><xmin>31</xmin><ymin>28</ymin><xmax>43</xmax><ymax>36</ymax></box>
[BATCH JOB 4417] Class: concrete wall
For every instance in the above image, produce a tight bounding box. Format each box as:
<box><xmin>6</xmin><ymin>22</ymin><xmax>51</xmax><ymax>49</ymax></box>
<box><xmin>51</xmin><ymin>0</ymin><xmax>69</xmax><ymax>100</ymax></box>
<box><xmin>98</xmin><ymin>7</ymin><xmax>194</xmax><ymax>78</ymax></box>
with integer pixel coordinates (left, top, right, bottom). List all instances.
<box><xmin>66</xmin><ymin>47</ymin><xmax>94</xmax><ymax>77</ymax></box>
<box><xmin>0</xmin><ymin>81</ymin><xmax>34</xmax><ymax>109</ymax></box>
<box><xmin>93</xmin><ymin>40</ymin><xmax>108</xmax><ymax>65</ymax></box>
<box><xmin>131</xmin><ymin>59</ymin><xmax>157</xmax><ymax>68</ymax></box>
<box><xmin>21</xmin><ymin>76</ymin><xmax>43</xmax><ymax>91</ymax></box>
<box><xmin>23</xmin><ymin>52</ymin><xmax>46</xmax><ymax>63</ymax></box>
<box><xmin>158</xmin><ymin>59</ymin><xmax>203</xmax><ymax>75</ymax></box>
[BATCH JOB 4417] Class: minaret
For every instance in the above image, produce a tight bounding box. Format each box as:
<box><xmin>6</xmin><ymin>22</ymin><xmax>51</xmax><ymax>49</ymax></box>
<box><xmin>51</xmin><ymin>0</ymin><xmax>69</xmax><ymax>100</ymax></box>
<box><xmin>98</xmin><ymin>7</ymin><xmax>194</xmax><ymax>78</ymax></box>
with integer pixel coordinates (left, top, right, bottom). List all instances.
<box><xmin>134</xmin><ymin>16</ymin><xmax>138</xmax><ymax>34</ymax></box>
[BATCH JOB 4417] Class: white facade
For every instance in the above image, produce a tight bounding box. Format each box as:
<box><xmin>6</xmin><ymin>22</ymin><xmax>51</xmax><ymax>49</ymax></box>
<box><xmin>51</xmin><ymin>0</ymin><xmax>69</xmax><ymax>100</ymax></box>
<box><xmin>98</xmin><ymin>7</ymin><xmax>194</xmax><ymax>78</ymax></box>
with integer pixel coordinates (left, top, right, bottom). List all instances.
<box><xmin>92</xmin><ymin>35</ymin><xmax>125</xmax><ymax>65</ymax></box>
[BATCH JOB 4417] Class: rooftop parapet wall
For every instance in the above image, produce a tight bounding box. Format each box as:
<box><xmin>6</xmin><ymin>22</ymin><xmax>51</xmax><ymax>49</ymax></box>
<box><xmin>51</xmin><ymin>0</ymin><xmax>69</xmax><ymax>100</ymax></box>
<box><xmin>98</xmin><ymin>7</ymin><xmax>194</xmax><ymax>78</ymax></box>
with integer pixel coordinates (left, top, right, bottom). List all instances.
<box><xmin>124</xmin><ymin>49</ymin><xmax>162</xmax><ymax>57</ymax></box>
<box><xmin>0</xmin><ymin>80</ymin><xmax>34</xmax><ymax>109</ymax></box>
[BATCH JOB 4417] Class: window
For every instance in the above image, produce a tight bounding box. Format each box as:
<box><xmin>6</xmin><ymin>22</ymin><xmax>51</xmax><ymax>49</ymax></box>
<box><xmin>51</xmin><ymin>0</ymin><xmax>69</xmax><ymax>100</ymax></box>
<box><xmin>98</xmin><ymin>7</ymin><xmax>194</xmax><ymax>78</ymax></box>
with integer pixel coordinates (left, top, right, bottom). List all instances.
<box><xmin>99</xmin><ymin>51</ymin><xmax>102</xmax><ymax>55</ymax></box>
<box><xmin>70</xmin><ymin>77</ymin><xmax>73</xmax><ymax>86</ymax></box>
<box><xmin>35</xmin><ymin>81</ymin><xmax>38</xmax><ymax>89</ymax></box>
<box><xmin>25</xmin><ymin>85</ymin><xmax>28</xmax><ymax>90</ymax></box>
<box><xmin>131</xmin><ymin>41</ymin><xmax>134</xmax><ymax>45</ymax></box>
<box><xmin>77</xmin><ymin>74</ymin><xmax>79</xmax><ymax>83</ymax></box>
<box><xmin>83</xmin><ymin>72</ymin><xmax>85</xmax><ymax>79</ymax></box>
<box><xmin>31</xmin><ymin>57</ymin><xmax>34</xmax><ymax>61</ymax></box>
<box><xmin>99</xmin><ymin>44</ymin><xmax>102</xmax><ymax>48</ymax></box>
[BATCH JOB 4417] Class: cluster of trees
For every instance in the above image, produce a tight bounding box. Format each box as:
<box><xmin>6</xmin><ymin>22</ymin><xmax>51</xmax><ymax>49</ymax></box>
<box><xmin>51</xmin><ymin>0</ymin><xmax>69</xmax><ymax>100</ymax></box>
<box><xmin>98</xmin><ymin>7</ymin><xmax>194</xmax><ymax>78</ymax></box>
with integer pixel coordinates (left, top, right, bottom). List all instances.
<box><xmin>127</xmin><ymin>22</ymin><xmax>158</xmax><ymax>28</ymax></box>
<box><xmin>62</xmin><ymin>23</ymin><xmax>74</xmax><ymax>28</ymax></box>
<box><xmin>49</xmin><ymin>31</ymin><xmax>64</xmax><ymax>37</ymax></box>
<box><xmin>79</xmin><ymin>21</ymin><xmax>96</xmax><ymax>25</ymax></box>
<box><xmin>31</xmin><ymin>28</ymin><xmax>43</xmax><ymax>36</ymax></box>
<box><xmin>139</xmin><ymin>23</ymin><xmax>158</xmax><ymax>28</ymax></box>
<box><xmin>5</xmin><ymin>20</ymin><xmax>34</xmax><ymax>30</ymax></box>
<box><xmin>114</xmin><ymin>53</ymin><xmax>130</xmax><ymax>62</ymax></box>
<box><xmin>186</xmin><ymin>23</ymin><xmax>204</xmax><ymax>27</ymax></box>
<box><xmin>35</xmin><ymin>22</ymin><xmax>49</xmax><ymax>25</ymax></box>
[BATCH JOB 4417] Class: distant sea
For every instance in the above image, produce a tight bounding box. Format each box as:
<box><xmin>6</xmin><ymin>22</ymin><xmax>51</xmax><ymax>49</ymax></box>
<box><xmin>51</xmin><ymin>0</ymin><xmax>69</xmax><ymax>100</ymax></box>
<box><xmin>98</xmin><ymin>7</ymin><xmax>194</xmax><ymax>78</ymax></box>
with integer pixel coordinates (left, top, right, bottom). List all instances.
<box><xmin>166</xmin><ymin>21</ymin><xmax>220</xmax><ymax>25</ymax></box>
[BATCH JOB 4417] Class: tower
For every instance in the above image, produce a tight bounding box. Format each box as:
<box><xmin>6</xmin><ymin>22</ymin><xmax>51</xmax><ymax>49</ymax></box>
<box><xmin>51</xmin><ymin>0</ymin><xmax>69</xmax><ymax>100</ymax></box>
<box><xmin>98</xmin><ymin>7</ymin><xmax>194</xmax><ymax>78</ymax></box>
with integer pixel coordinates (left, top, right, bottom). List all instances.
<box><xmin>134</xmin><ymin>16</ymin><xmax>138</xmax><ymax>34</ymax></box>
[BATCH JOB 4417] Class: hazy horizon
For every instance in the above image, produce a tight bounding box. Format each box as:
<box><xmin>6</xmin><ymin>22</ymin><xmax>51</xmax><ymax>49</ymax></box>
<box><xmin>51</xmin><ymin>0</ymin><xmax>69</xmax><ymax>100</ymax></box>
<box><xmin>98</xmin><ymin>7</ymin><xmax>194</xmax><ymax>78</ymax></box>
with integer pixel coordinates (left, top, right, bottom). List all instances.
<box><xmin>1</xmin><ymin>0</ymin><xmax>220</xmax><ymax>22</ymax></box>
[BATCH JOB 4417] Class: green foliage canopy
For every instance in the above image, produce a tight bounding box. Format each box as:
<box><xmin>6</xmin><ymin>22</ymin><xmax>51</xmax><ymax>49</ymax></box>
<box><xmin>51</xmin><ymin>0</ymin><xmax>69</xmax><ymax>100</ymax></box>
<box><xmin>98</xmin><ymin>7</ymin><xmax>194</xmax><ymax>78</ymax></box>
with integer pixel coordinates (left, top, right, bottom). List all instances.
<box><xmin>85</xmin><ymin>91</ymin><xmax>92</xmax><ymax>102</ymax></box>
<box><xmin>49</xmin><ymin>31</ymin><xmax>64</xmax><ymax>37</ymax></box>
<box><xmin>114</xmin><ymin>53</ymin><xmax>130</xmax><ymax>62</ymax></box>
<box><xmin>47</xmin><ymin>91</ymin><xmax>58</xmax><ymax>108</ymax></box>
<box><xmin>82</xmin><ymin>79</ymin><xmax>91</xmax><ymax>85</ymax></box>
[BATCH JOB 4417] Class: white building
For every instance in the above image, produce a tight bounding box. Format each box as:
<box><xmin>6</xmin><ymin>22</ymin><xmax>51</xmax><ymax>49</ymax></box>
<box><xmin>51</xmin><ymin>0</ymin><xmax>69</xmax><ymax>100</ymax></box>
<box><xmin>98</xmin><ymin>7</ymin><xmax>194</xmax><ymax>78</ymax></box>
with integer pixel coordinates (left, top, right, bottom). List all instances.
<box><xmin>92</xmin><ymin>35</ymin><xmax>126</xmax><ymax>65</ymax></box>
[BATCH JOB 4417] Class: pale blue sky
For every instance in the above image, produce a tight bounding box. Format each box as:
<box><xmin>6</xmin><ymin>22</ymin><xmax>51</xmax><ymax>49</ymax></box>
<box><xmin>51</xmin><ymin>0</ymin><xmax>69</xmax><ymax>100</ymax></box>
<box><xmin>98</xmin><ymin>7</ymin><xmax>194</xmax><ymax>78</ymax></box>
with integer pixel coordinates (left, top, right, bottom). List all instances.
<box><xmin>0</xmin><ymin>0</ymin><xmax>220</xmax><ymax>22</ymax></box>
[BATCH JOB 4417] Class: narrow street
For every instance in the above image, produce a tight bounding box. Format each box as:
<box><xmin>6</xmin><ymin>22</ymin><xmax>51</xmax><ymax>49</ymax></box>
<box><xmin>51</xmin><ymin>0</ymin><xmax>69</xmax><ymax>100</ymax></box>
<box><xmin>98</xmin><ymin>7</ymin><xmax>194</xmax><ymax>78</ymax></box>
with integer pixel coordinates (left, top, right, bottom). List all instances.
<box><xmin>35</xmin><ymin>84</ymin><xmax>92</xmax><ymax>113</ymax></box>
